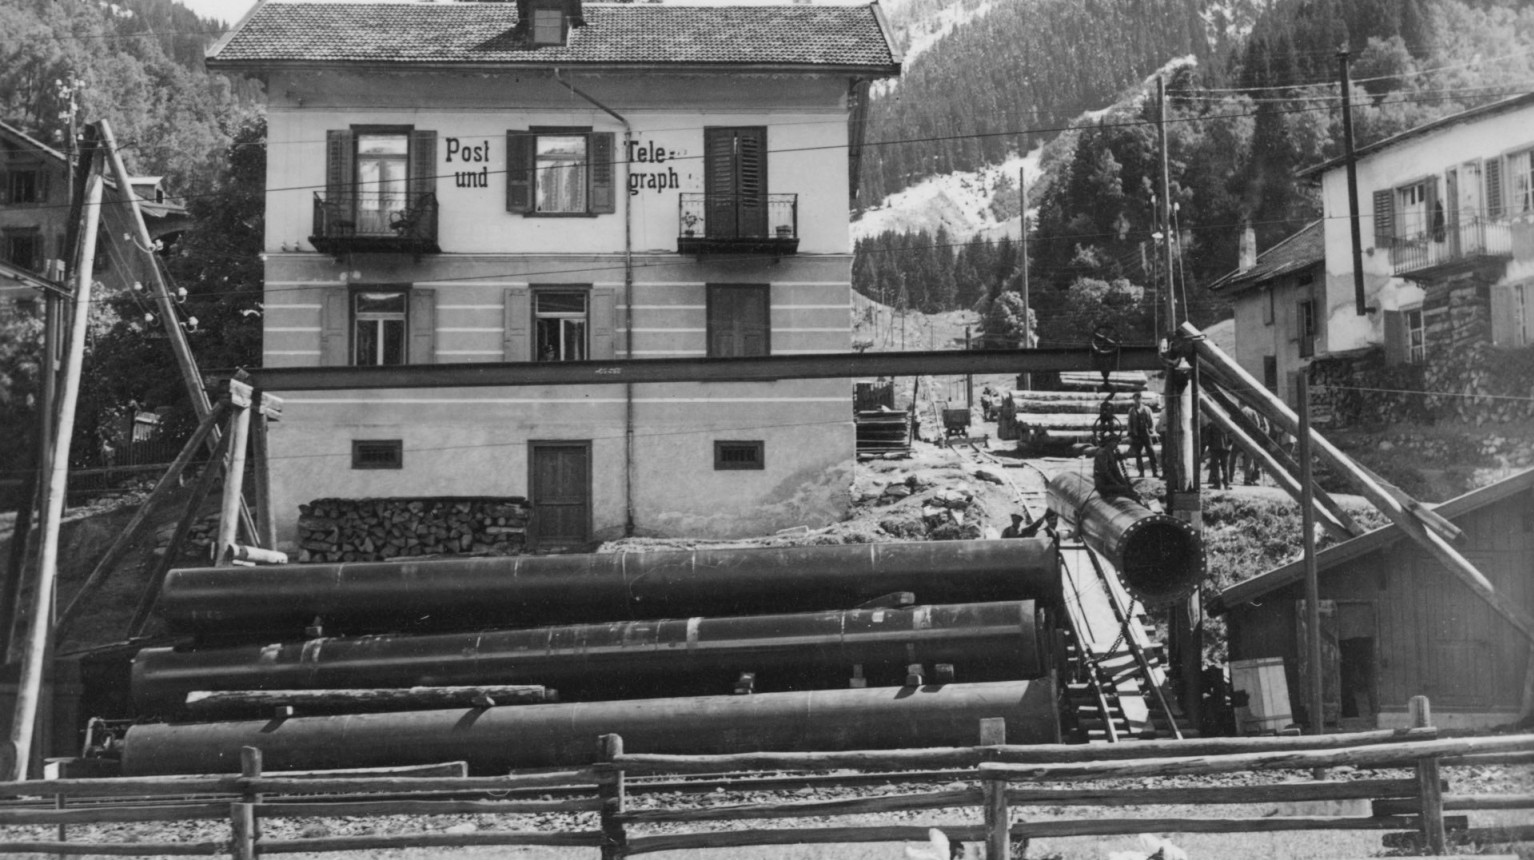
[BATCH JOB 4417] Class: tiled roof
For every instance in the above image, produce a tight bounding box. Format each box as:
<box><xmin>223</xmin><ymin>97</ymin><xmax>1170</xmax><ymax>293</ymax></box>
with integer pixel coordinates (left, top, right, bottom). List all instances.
<box><xmin>1207</xmin><ymin>220</ymin><xmax>1323</xmax><ymax>295</ymax></box>
<box><xmin>208</xmin><ymin>2</ymin><xmax>901</xmax><ymax>71</ymax></box>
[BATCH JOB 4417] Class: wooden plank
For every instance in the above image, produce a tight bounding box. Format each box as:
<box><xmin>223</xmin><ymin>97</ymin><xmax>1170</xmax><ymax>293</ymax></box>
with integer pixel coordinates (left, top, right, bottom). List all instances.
<box><xmin>613</xmin><ymin>749</ymin><xmax>983</xmax><ymax>774</ymax></box>
<box><xmin>0</xmin><ymin>841</ymin><xmax>223</xmax><ymax>856</ymax></box>
<box><xmin>1441</xmin><ymin>751</ymin><xmax>1534</xmax><ymax>767</ymax></box>
<box><xmin>625</xmin><ymin>825</ymin><xmax>989</xmax><ymax>854</ymax></box>
<box><xmin>0</xmin><ymin>768</ymin><xmax>596</xmax><ymax>799</ymax></box>
<box><xmin>989</xmin><ymin>728</ymin><xmax>1438</xmax><ymax>762</ymax></box>
<box><xmin>257</xmin><ymin>798</ymin><xmax>602</xmax><ymax>818</ymax></box>
<box><xmin>256</xmin><ymin>830</ymin><xmax>606</xmax><ymax>853</ymax></box>
<box><xmin>980</xmin><ymin>717</ymin><xmax>1009</xmax><ymax>860</ymax></box>
<box><xmin>614</xmin><ymin>788</ymin><xmax>981</xmax><ymax>824</ymax></box>
<box><xmin>1374</xmin><ymin>794</ymin><xmax>1534</xmax><ymax>815</ymax></box>
<box><xmin>978</xmin><ymin>734</ymin><xmax>1534</xmax><ymax>781</ymax></box>
<box><xmin>0</xmin><ymin>803</ymin><xmax>226</xmax><ymax>825</ymax></box>
<box><xmin>1006</xmin><ymin>779</ymin><xmax>1420</xmax><ymax>807</ymax></box>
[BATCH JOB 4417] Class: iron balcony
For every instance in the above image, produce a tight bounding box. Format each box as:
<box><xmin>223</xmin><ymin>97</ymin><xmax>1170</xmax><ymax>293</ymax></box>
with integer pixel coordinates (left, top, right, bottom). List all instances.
<box><xmin>309</xmin><ymin>192</ymin><xmax>440</xmax><ymax>256</ymax></box>
<box><xmin>678</xmin><ymin>192</ymin><xmax>798</xmax><ymax>256</ymax></box>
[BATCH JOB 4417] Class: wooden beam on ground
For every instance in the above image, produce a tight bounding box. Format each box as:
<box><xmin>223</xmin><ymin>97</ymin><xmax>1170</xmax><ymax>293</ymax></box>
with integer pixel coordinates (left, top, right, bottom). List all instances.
<box><xmin>54</xmin><ymin>402</ymin><xmax>228</xmax><ymax>635</ymax></box>
<box><xmin>246</xmin><ymin>346</ymin><xmax>1164</xmax><ymax>392</ymax></box>
<box><xmin>183</xmin><ymin>685</ymin><xmax>553</xmax><ymax>717</ymax></box>
<box><xmin>1183</xmin><ymin>321</ymin><xmax>1534</xmax><ymax>647</ymax></box>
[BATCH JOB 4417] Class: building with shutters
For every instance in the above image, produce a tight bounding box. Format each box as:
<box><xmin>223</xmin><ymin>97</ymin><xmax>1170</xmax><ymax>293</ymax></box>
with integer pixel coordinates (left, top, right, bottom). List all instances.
<box><xmin>206</xmin><ymin>0</ymin><xmax>900</xmax><ymax>549</ymax></box>
<box><xmin>1306</xmin><ymin>93</ymin><xmax>1534</xmax><ymax>371</ymax></box>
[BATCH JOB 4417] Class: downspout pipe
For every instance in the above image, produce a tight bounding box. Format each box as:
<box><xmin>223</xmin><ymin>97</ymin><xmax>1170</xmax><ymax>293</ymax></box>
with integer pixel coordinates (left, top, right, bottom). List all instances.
<box><xmin>554</xmin><ymin>69</ymin><xmax>637</xmax><ymax>537</ymax></box>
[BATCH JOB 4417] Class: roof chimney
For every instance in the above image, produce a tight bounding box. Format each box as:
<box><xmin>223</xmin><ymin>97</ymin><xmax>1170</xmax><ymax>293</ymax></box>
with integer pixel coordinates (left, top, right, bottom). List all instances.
<box><xmin>1238</xmin><ymin>223</ymin><xmax>1256</xmax><ymax>273</ymax></box>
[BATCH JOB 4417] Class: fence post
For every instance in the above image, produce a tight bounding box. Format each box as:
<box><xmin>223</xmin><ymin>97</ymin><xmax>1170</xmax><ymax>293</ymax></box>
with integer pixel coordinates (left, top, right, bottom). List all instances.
<box><xmin>1411</xmin><ymin>695</ymin><xmax>1446</xmax><ymax>855</ymax></box>
<box><xmin>240</xmin><ymin>746</ymin><xmax>262</xmax><ymax>858</ymax></box>
<box><xmin>230</xmin><ymin>803</ymin><xmax>256</xmax><ymax>860</ymax></box>
<box><xmin>980</xmin><ymin>717</ymin><xmax>1012</xmax><ymax>860</ymax></box>
<box><xmin>598</xmin><ymin>733</ymin><xmax>627</xmax><ymax>860</ymax></box>
<box><xmin>54</xmin><ymin>792</ymin><xmax>65</xmax><ymax>860</ymax></box>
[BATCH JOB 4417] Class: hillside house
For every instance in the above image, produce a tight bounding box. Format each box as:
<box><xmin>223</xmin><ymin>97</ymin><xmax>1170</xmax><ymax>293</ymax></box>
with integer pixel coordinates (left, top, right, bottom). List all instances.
<box><xmin>1307</xmin><ymin>93</ymin><xmax>1534</xmax><ymax>371</ymax></box>
<box><xmin>206</xmin><ymin>0</ymin><xmax>901</xmax><ymax>549</ymax></box>
<box><xmin>1210</xmin><ymin>468</ymin><xmax>1534</xmax><ymax>731</ymax></box>
<box><xmin>1207</xmin><ymin>221</ymin><xmax>1323</xmax><ymax>406</ymax></box>
<box><xmin>0</xmin><ymin>118</ymin><xmax>190</xmax><ymax>316</ymax></box>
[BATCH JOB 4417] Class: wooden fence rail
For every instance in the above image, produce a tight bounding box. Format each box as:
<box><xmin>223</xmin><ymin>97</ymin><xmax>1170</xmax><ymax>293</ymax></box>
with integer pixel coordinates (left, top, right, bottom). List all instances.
<box><xmin>0</xmin><ymin>697</ymin><xmax>1528</xmax><ymax>858</ymax></box>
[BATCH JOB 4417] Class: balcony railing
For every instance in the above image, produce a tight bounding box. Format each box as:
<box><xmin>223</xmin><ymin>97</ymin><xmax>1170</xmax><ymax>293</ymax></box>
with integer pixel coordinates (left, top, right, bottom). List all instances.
<box><xmin>1390</xmin><ymin>215</ymin><xmax>1511</xmax><ymax>277</ymax></box>
<box><xmin>310</xmin><ymin>192</ymin><xmax>440</xmax><ymax>256</ymax></box>
<box><xmin>678</xmin><ymin>193</ymin><xmax>798</xmax><ymax>255</ymax></box>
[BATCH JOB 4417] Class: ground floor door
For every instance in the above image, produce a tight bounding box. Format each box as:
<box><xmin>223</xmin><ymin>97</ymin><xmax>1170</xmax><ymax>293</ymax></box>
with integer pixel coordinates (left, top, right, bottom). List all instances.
<box><xmin>1297</xmin><ymin>599</ymin><xmax>1379</xmax><ymax>730</ymax></box>
<box><xmin>529</xmin><ymin>442</ymin><xmax>591</xmax><ymax>552</ymax></box>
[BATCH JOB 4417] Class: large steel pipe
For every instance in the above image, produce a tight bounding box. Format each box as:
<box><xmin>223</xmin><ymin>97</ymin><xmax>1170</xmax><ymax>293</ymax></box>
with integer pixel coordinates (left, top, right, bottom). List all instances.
<box><xmin>119</xmin><ymin>679</ymin><xmax>1059</xmax><ymax>775</ymax></box>
<box><xmin>1046</xmin><ymin>472</ymin><xmax>1203</xmax><ymax>606</ymax></box>
<box><xmin>157</xmin><ymin>539</ymin><xmax>1060</xmax><ymax>639</ymax></box>
<box><xmin>132</xmin><ymin>601</ymin><xmax>1049</xmax><ymax>713</ymax></box>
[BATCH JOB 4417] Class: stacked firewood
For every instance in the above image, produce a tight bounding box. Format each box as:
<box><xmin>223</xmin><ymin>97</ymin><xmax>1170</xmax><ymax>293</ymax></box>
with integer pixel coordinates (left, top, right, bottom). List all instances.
<box><xmin>296</xmin><ymin>497</ymin><xmax>532</xmax><ymax>563</ymax></box>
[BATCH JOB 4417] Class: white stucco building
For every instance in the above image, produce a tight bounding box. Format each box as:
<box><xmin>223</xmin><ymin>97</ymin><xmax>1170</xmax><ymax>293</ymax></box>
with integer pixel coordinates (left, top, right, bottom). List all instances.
<box><xmin>207</xmin><ymin>0</ymin><xmax>900</xmax><ymax>550</ymax></box>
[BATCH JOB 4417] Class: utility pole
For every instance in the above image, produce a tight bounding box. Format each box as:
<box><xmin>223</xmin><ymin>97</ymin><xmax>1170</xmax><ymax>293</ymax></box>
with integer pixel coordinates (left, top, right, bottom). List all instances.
<box><xmin>1299</xmin><ymin>374</ymin><xmax>1326</xmax><ymax>738</ymax></box>
<box><xmin>1159</xmin><ymin>75</ymin><xmax>1202</xmax><ymax>733</ymax></box>
<box><xmin>1019</xmin><ymin>164</ymin><xmax>1032</xmax><ymax>390</ymax></box>
<box><xmin>7</xmin><ymin>174</ymin><xmax>102</xmax><ymax>780</ymax></box>
<box><xmin>1339</xmin><ymin>51</ymin><xmax>1366</xmax><ymax>316</ymax></box>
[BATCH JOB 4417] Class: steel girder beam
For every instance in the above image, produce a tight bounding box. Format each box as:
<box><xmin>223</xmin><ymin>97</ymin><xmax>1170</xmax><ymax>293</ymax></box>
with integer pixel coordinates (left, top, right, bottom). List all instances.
<box><xmin>245</xmin><ymin>347</ymin><xmax>1163</xmax><ymax>392</ymax></box>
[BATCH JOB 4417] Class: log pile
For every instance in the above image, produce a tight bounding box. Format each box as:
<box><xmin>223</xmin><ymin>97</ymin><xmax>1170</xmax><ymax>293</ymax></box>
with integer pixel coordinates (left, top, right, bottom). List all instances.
<box><xmin>296</xmin><ymin>497</ymin><xmax>532</xmax><ymax>563</ymax></box>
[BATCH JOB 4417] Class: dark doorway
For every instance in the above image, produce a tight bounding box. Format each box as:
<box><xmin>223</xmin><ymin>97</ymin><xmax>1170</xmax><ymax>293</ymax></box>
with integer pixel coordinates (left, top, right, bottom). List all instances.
<box><xmin>529</xmin><ymin>442</ymin><xmax>591</xmax><ymax>552</ymax></box>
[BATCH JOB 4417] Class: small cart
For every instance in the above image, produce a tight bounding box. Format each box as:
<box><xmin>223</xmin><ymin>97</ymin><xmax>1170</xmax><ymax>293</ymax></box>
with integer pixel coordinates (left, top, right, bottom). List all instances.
<box><xmin>941</xmin><ymin>404</ymin><xmax>972</xmax><ymax>438</ymax></box>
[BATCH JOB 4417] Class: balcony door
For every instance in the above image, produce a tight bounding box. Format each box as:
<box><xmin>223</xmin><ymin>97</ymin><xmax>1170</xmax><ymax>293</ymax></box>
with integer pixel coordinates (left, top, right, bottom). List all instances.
<box><xmin>704</xmin><ymin>127</ymin><xmax>767</xmax><ymax>240</ymax></box>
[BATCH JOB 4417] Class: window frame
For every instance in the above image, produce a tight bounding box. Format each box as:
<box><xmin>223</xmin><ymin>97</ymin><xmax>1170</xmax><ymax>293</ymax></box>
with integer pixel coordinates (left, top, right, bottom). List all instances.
<box><xmin>507</xmin><ymin>128</ymin><xmax>614</xmax><ymax>218</ymax></box>
<box><xmin>351</xmin><ymin>286</ymin><xmax>410</xmax><ymax>367</ymax></box>
<box><xmin>1404</xmin><ymin>306</ymin><xmax>1426</xmax><ymax>364</ymax></box>
<box><xmin>351</xmin><ymin>125</ymin><xmax>414</xmax><ymax>237</ymax></box>
<box><xmin>4</xmin><ymin>230</ymin><xmax>43</xmax><ymax>272</ymax></box>
<box><xmin>1507</xmin><ymin>147</ymin><xmax>1534</xmax><ymax>217</ymax></box>
<box><xmin>1262</xmin><ymin>287</ymin><xmax>1274</xmax><ymax>326</ymax></box>
<box><xmin>706</xmin><ymin>283</ymin><xmax>771</xmax><ymax>358</ymax></box>
<box><xmin>351</xmin><ymin>439</ymin><xmax>404</xmax><ymax>470</ymax></box>
<box><xmin>714</xmin><ymin>440</ymin><xmax>765</xmax><ymax>471</ymax></box>
<box><xmin>532</xmin><ymin>285</ymin><xmax>591</xmax><ymax>362</ymax></box>
<box><xmin>529</xmin><ymin>0</ymin><xmax>568</xmax><ymax>46</ymax></box>
<box><xmin>6</xmin><ymin>168</ymin><xmax>40</xmax><ymax>205</ymax></box>
<box><xmin>1296</xmin><ymin>297</ymin><xmax>1316</xmax><ymax>359</ymax></box>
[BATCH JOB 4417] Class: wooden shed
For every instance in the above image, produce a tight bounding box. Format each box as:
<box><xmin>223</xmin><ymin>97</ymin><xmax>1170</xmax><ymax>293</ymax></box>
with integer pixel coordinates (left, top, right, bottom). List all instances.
<box><xmin>1209</xmin><ymin>469</ymin><xmax>1534</xmax><ymax>732</ymax></box>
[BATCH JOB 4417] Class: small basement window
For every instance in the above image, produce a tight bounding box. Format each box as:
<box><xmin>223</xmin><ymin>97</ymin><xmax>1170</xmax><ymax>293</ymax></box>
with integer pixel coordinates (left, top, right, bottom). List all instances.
<box><xmin>352</xmin><ymin>440</ymin><xmax>403</xmax><ymax>469</ymax></box>
<box><xmin>714</xmin><ymin>440</ymin><xmax>764</xmax><ymax>471</ymax></box>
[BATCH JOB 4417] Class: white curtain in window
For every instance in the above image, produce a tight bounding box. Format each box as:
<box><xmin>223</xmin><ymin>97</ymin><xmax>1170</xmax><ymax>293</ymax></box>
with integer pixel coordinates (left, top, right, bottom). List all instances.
<box><xmin>536</xmin><ymin>136</ymin><xmax>587</xmax><ymax>213</ymax></box>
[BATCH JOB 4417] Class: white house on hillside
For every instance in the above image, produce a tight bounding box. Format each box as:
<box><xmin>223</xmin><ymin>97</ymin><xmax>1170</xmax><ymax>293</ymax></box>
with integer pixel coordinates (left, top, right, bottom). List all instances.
<box><xmin>206</xmin><ymin>0</ymin><xmax>901</xmax><ymax>550</ymax></box>
<box><xmin>1308</xmin><ymin>93</ymin><xmax>1534</xmax><ymax>367</ymax></box>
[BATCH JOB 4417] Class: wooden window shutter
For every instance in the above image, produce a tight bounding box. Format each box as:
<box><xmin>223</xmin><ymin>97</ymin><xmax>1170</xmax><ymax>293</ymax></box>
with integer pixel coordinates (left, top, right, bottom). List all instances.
<box><xmin>503</xmin><ymin>286</ymin><xmax>530</xmax><ymax>360</ymax></box>
<box><xmin>506</xmin><ymin>131</ymin><xmax>533</xmax><ymax>213</ymax></box>
<box><xmin>320</xmin><ymin>288</ymin><xmax>351</xmax><ymax>366</ymax></box>
<box><xmin>589</xmin><ymin>132</ymin><xmax>616</xmax><ymax>214</ymax></box>
<box><xmin>1371</xmin><ymin>189</ymin><xmax>1393</xmax><ymax>245</ymax></box>
<box><xmin>326</xmin><ymin>130</ymin><xmax>355</xmax><ymax>211</ymax></box>
<box><xmin>1485</xmin><ymin>156</ymin><xmax>1504</xmax><ymax>219</ymax></box>
<box><xmin>589</xmin><ymin>287</ymin><xmax>616</xmax><ymax>359</ymax></box>
<box><xmin>410</xmin><ymin>130</ymin><xmax>437</xmax><ymax>201</ymax></box>
<box><xmin>1383</xmin><ymin>310</ymin><xmax>1406</xmax><ymax>365</ymax></box>
<box><xmin>409</xmin><ymin>288</ymin><xmax>436</xmax><ymax>364</ymax></box>
<box><xmin>1490</xmin><ymin>284</ymin><xmax>1517</xmax><ymax>347</ymax></box>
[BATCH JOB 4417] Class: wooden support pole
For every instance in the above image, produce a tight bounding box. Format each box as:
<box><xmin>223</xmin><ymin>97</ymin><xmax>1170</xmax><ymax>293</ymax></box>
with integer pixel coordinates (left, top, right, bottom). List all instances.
<box><xmin>249</xmin><ymin>404</ymin><xmax>276</xmax><ymax>550</ymax></box>
<box><xmin>980</xmin><ymin>717</ymin><xmax>1011</xmax><ymax>860</ymax></box>
<box><xmin>1412</xmin><ymin>696</ymin><xmax>1446</xmax><ymax>855</ymax></box>
<box><xmin>1199</xmin><ymin>391</ymin><xmax>1352</xmax><ymax>540</ymax></box>
<box><xmin>125</xmin><ymin>428</ymin><xmax>232</xmax><ymax>639</ymax></box>
<box><xmin>1203</xmin><ymin>382</ymin><xmax>1363</xmax><ymax>537</ymax></box>
<box><xmin>54</xmin><ymin>402</ymin><xmax>227</xmax><ymax>634</ymax></box>
<box><xmin>215</xmin><ymin>404</ymin><xmax>252</xmax><ymax>568</ymax></box>
<box><xmin>5</xmin><ymin>174</ymin><xmax>102</xmax><ymax>782</ymax></box>
<box><xmin>1183</xmin><ymin>322</ymin><xmax>1534</xmax><ymax>646</ymax></box>
<box><xmin>597</xmin><ymin>734</ymin><xmax>627</xmax><ymax>860</ymax></box>
<box><xmin>1300</xmin><ymin>375</ymin><xmax>1324</xmax><ymax>742</ymax></box>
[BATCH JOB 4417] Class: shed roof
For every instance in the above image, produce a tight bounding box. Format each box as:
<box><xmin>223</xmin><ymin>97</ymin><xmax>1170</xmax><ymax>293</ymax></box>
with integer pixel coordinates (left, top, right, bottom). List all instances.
<box><xmin>207</xmin><ymin>1</ymin><xmax>902</xmax><ymax>74</ymax></box>
<box><xmin>1209</xmin><ymin>467</ymin><xmax>1534</xmax><ymax>614</ymax></box>
<box><xmin>1207</xmin><ymin>220</ymin><xmax>1323</xmax><ymax>296</ymax></box>
<box><xmin>0</xmin><ymin>118</ymin><xmax>66</xmax><ymax>164</ymax></box>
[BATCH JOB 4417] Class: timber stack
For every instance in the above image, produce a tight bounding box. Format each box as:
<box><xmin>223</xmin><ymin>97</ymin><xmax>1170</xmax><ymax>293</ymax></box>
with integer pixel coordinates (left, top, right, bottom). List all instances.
<box><xmin>295</xmin><ymin>497</ymin><xmax>531</xmax><ymax>562</ymax></box>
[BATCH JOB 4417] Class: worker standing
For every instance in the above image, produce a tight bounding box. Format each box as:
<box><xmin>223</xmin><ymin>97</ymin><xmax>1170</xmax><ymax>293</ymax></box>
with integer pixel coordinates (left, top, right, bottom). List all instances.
<box><xmin>1203</xmin><ymin>420</ymin><xmax>1231</xmax><ymax>490</ymax></box>
<box><xmin>1126</xmin><ymin>392</ymin><xmax>1158</xmax><ymax>478</ymax></box>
